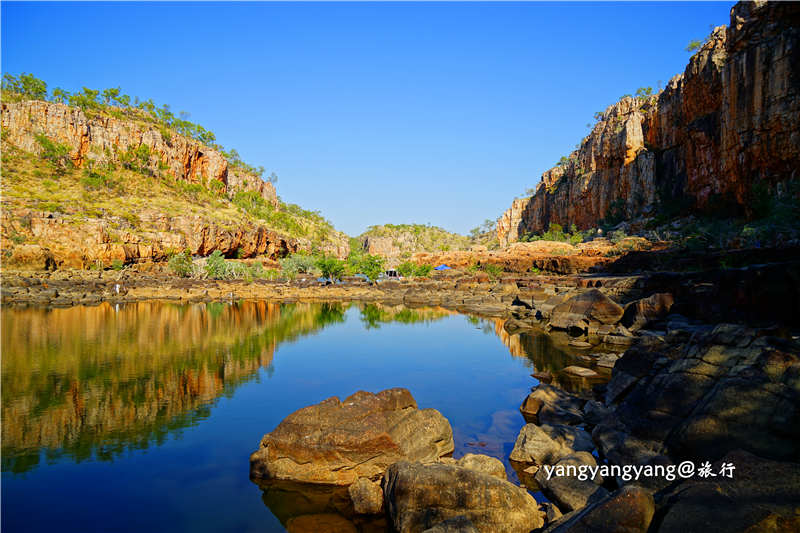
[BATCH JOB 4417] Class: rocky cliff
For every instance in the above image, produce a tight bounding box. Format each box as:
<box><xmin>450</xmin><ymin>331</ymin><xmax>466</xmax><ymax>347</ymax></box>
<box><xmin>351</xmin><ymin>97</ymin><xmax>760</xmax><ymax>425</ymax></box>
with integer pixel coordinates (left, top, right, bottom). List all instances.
<box><xmin>1</xmin><ymin>98</ymin><xmax>349</xmax><ymax>267</ymax></box>
<box><xmin>1</xmin><ymin>99</ymin><xmax>278</xmax><ymax>206</ymax></box>
<box><xmin>497</xmin><ymin>1</ymin><xmax>800</xmax><ymax>246</ymax></box>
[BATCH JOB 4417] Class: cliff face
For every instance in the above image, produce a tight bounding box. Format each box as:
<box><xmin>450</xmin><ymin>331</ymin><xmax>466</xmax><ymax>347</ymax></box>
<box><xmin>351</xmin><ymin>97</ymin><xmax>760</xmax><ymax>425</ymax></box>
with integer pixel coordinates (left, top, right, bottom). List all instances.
<box><xmin>1</xmin><ymin>99</ymin><xmax>278</xmax><ymax>206</ymax></box>
<box><xmin>1</xmin><ymin>99</ymin><xmax>351</xmax><ymax>267</ymax></box>
<box><xmin>497</xmin><ymin>1</ymin><xmax>800</xmax><ymax>246</ymax></box>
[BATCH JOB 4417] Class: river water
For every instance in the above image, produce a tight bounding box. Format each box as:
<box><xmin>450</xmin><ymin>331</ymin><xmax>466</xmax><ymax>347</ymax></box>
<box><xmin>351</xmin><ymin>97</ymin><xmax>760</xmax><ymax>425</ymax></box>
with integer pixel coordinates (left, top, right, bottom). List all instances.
<box><xmin>1</xmin><ymin>301</ymin><xmax>607</xmax><ymax>532</ymax></box>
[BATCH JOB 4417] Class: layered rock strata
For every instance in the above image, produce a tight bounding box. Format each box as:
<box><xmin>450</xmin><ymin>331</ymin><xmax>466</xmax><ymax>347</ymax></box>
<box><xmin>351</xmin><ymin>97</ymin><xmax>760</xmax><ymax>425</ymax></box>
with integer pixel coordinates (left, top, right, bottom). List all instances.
<box><xmin>498</xmin><ymin>1</ymin><xmax>800</xmax><ymax>245</ymax></box>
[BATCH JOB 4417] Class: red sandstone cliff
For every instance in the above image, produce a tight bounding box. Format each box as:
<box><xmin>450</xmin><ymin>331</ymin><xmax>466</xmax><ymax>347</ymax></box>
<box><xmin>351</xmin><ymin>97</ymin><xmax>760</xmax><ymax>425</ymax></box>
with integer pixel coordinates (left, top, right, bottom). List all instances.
<box><xmin>497</xmin><ymin>1</ymin><xmax>800</xmax><ymax>246</ymax></box>
<box><xmin>1</xmin><ymin>98</ymin><xmax>350</xmax><ymax>267</ymax></box>
<box><xmin>1</xmin><ymin>99</ymin><xmax>278</xmax><ymax>206</ymax></box>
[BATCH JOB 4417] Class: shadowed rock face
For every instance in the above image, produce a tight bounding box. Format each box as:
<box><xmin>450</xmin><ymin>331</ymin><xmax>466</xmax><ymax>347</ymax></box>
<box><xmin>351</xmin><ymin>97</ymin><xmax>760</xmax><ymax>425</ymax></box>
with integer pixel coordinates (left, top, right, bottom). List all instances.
<box><xmin>384</xmin><ymin>460</ymin><xmax>544</xmax><ymax>533</ymax></box>
<box><xmin>249</xmin><ymin>388</ymin><xmax>454</xmax><ymax>486</ymax></box>
<box><xmin>498</xmin><ymin>1</ymin><xmax>800</xmax><ymax>245</ymax></box>
<box><xmin>597</xmin><ymin>324</ymin><xmax>800</xmax><ymax>464</ymax></box>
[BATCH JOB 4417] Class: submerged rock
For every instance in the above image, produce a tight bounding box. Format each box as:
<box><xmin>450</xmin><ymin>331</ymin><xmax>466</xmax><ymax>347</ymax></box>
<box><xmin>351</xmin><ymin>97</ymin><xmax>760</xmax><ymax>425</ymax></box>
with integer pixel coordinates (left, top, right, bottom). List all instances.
<box><xmin>562</xmin><ymin>365</ymin><xmax>600</xmax><ymax>378</ymax></box>
<box><xmin>250</xmin><ymin>388</ymin><xmax>454</xmax><ymax>486</ymax></box>
<box><xmin>384</xmin><ymin>460</ymin><xmax>544</xmax><ymax>533</ymax></box>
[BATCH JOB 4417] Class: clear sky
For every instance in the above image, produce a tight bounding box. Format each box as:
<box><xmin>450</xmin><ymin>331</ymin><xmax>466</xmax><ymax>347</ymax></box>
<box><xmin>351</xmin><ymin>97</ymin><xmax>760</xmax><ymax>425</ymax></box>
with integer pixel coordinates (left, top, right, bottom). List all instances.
<box><xmin>2</xmin><ymin>1</ymin><xmax>734</xmax><ymax>236</ymax></box>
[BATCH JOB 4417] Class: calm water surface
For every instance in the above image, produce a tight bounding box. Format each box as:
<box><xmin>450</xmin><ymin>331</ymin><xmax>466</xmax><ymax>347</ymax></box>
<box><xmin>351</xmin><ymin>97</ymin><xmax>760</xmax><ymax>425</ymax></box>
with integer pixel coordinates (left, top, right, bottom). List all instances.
<box><xmin>1</xmin><ymin>301</ymin><xmax>606</xmax><ymax>532</ymax></box>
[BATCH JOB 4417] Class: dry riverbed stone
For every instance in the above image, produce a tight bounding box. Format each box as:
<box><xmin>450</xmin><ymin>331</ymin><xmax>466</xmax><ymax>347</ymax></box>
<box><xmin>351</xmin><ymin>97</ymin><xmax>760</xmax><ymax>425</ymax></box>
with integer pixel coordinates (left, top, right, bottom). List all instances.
<box><xmin>250</xmin><ymin>387</ymin><xmax>454</xmax><ymax>486</ymax></box>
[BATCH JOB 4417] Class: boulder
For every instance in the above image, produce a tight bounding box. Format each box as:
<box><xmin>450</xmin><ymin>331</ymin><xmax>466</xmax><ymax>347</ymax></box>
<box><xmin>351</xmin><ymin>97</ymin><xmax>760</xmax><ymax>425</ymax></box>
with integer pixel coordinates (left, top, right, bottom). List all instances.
<box><xmin>347</xmin><ymin>477</ymin><xmax>383</xmax><ymax>515</ymax></box>
<box><xmin>384</xmin><ymin>461</ymin><xmax>544</xmax><ymax>533</ymax></box>
<box><xmin>604</xmin><ymin>327</ymin><xmax>800</xmax><ymax>462</ymax></box>
<box><xmin>509</xmin><ymin>423</ymin><xmax>593</xmax><ymax>468</ymax></box>
<box><xmin>421</xmin><ymin>516</ymin><xmax>480</xmax><ymax>533</ymax></box>
<box><xmin>447</xmin><ymin>453</ymin><xmax>507</xmax><ymax>481</ymax></box>
<box><xmin>562</xmin><ymin>366</ymin><xmax>600</xmax><ymax>378</ymax></box>
<box><xmin>520</xmin><ymin>383</ymin><xmax>585</xmax><ymax>425</ymax></box>
<box><xmin>621</xmin><ymin>292</ymin><xmax>674</xmax><ymax>331</ymax></box>
<box><xmin>549</xmin><ymin>289</ymin><xmax>624</xmax><ymax>330</ymax></box>
<box><xmin>544</xmin><ymin>485</ymin><xmax>655</xmax><ymax>533</ymax></box>
<box><xmin>250</xmin><ymin>388</ymin><xmax>454</xmax><ymax>485</ymax></box>
<box><xmin>656</xmin><ymin>450</ymin><xmax>800</xmax><ymax>533</ymax></box>
<box><xmin>534</xmin><ymin>452</ymin><xmax>608</xmax><ymax>513</ymax></box>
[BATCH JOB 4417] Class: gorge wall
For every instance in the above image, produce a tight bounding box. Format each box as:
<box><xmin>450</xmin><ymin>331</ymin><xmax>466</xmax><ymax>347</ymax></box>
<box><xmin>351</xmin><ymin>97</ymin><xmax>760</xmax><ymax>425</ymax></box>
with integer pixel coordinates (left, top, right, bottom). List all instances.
<box><xmin>1</xmin><ymin>99</ymin><xmax>349</xmax><ymax>267</ymax></box>
<box><xmin>497</xmin><ymin>1</ymin><xmax>800</xmax><ymax>246</ymax></box>
<box><xmin>1</xmin><ymin>99</ymin><xmax>278</xmax><ymax>206</ymax></box>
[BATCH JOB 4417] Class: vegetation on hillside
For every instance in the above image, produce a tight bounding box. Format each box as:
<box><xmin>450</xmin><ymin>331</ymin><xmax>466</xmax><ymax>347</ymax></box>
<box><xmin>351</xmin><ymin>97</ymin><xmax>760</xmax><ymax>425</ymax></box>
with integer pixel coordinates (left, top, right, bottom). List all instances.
<box><xmin>0</xmin><ymin>140</ymin><xmax>345</xmax><ymax>255</ymax></box>
<box><xmin>2</xmin><ymin>72</ymin><xmax>269</xmax><ymax>178</ymax></box>
<box><xmin>359</xmin><ymin>223</ymin><xmax>472</xmax><ymax>253</ymax></box>
<box><xmin>359</xmin><ymin>222</ymin><xmax>499</xmax><ymax>254</ymax></box>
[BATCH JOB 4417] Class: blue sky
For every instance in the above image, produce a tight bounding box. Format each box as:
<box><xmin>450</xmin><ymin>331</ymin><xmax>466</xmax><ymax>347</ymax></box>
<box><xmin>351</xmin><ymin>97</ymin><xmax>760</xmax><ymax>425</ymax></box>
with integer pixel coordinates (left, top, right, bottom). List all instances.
<box><xmin>2</xmin><ymin>1</ymin><xmax>734</xmax><ymax>236</ymax></box>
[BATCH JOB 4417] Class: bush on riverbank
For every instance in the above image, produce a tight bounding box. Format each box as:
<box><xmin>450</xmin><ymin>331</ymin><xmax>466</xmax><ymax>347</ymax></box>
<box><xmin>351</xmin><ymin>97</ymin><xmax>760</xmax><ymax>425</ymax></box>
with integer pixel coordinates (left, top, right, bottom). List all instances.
<box><xmin>397</xmin><ymin>261</ymin><xmax>433</xmax><ymax>278</ymax></box>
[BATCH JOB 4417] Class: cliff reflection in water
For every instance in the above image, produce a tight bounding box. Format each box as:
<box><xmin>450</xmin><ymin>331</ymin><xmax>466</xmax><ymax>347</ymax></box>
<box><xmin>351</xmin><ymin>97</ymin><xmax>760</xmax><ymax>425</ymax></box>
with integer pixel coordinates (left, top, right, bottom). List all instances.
<box><xmin>2</xmin><ymin>301</ymin><xmax>598</xmax><ymax>478</ymax></box>
<box><xmin>1</xmin><ymin>301</ymin><xmax>349</xmax><ymax>474</ymax></box>
<box><xmin>1</xmin><ymin>301</ymin><xmax>457</xmax><ymax>475</ymax></box>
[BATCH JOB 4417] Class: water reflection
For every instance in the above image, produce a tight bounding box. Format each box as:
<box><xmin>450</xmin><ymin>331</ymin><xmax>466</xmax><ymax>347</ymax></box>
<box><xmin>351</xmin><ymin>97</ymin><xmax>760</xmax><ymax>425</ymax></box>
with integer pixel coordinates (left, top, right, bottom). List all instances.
<box><xmin>1</xmin><ymin>301</ymin><xmax>461</xmax><ymax>475</ymax></box>
<box><xmin>1</xmin><ymin>301</ymin><xmax>348</xmax><ymax>473</ymax></box>
<box><xmin>477</xmin><ymin>317</ymin><xmax>615</xmax><ymax>394</ymax></box>
<box><xmin>2</xmin><ymin>300</ymin><xmax>617</xmax><ymax>532</ymax></box>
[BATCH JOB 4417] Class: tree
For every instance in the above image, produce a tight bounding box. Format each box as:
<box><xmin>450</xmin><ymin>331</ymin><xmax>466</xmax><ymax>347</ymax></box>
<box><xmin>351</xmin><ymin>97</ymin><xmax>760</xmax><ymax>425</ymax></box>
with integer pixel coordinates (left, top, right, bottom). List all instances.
<box><xmin>686</xmin><ymin>39</ymin><xmax>702</xmax><ymax>52</ymax></box>
<box><xmin>52</xmin><ymin>87</ymin><xmax>71</xmax><ymax>104</ymax></box>
<box><xmin>266</xmin><ymin>172</ymin><xmax>278</xmax><ymax>184</ymax></box>
<box><xmin>101</xmin><ymin>87</ymin><xmax>120</xmax><ymax>105</ymax></box>
<box><xmin>2</xmin><ymin>72</ymin><xmax>47</xmax><ymax>100</ymax></box>
<box><xmin>358</xmin><ymin>254</ymin><xmax>385</xmax><ymax>282</ymax></box>
<box><xmin>316</xmin><ymin>256</ymin><xmax>346</xmax><ymax>281</ymax></box>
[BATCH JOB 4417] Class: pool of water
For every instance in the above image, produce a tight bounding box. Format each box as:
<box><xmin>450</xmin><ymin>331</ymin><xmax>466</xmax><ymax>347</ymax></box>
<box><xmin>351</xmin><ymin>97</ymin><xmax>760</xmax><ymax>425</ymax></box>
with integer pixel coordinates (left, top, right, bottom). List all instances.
<box><xmin>1</xmin><ymin>301</ymin><xmax>607</xmax><ymax>532</ymax></box>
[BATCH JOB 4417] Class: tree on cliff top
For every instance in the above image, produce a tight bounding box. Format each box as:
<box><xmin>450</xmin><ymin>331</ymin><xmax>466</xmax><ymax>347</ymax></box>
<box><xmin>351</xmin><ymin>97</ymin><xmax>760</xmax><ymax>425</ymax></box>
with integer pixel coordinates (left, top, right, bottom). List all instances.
<box><xmin>2</xmin><ymin>72</ymin><xmax>47</xmax><ymax>100</ymax></box>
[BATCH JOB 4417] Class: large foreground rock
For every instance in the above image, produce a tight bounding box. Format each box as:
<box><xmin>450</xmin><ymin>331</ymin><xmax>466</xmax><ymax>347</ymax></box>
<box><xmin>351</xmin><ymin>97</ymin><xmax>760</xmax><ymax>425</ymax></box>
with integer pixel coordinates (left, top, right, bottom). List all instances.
<box><xmin>250</xmin><ymin>388</ymin><xmax>454</xmax><ymax>485</ymax></box>
<box><xmin>384</xmin><ymin>461</ymin><xmax>544</xmax><ymax>533</ymax></box>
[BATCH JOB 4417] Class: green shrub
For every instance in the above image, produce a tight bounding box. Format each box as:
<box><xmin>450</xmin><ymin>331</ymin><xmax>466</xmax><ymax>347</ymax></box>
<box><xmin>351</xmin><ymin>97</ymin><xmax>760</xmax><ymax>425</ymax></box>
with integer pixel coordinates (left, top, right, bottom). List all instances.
<box><xmin>205</xmin><ymin>250</ymin><xmax>229</xmax><ymax>280</ymax></box>
<box><xmin>609</xmin><ymin>230</ymin><xmax>628</xmax><ymax>244</ymax></box>
<box><xmin>482</xmin><ymin>264</ymin><xmax>503</xmax><ymax>280</ymax></box>
<box><xmin>35</xmin><ymin>134</ymin><xmax>71</xmax><ymax>173</ymax></box>
<box><xmin>414</xmin><ymin>264</ymin><xmax>432</xmax><ymax>277</ymax></box>
<box><xmin>168</xmin><ymin>250</ymin><xmax>193</xmax><ymax>277</ymax></box>
<box><xmin>80</xmin><ymin>170</ymin><xmax>114</xmax><ymax>190</ymax></box>
<box><xmin>2</xmin><ymin>73</ymin><xmax>47</xmax><ymax>100</ymax></box>
<box><xmin>316</xmin><ymin>256</ymin><xmax>346</xmax><ymax>280</ymax></box>
<box><xmin>111</xmin><ymin>259</ymin><xmax>125</xmax><ymax>271</ymax></box>
<box><xmin>396</xmin><ymin>261</ymin><xmax>416</xmax><ymax>277</ymax></box>
<box><xmin>279</xmin><ymin>253</ymin><xmax>317</xmax><ymax>277</ymax></box>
